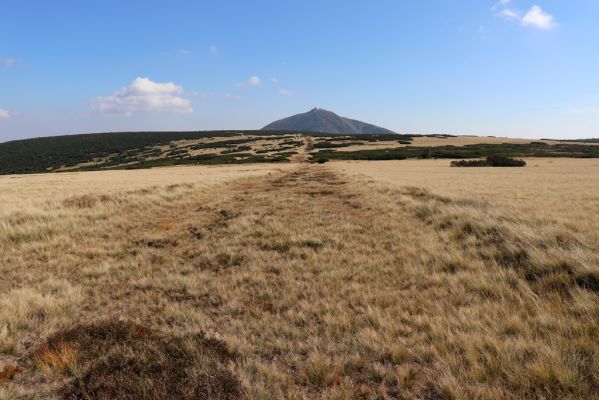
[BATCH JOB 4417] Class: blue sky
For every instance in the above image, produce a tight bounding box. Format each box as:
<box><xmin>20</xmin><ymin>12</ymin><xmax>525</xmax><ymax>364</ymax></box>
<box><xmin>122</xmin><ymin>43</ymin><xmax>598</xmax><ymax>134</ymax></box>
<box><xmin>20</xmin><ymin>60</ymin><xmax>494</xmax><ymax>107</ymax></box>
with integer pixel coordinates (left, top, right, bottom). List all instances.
<box><xmin>1</xmin><ymin>0</ymin><xmax>598</xmax><ymax>141</ymax></box>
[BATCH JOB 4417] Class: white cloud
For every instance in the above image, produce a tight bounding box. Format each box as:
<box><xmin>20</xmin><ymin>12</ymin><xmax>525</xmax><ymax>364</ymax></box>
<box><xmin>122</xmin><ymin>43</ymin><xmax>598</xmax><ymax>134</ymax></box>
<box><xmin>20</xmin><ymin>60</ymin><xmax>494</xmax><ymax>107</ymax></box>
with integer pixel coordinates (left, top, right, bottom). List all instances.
<box><xmin>497</xmin><ymin>8</ymin><xmax>520</xmax><ymax>20</ymax></box>
<box><xmin>248</xmin><ymin>76</ymin><xmax>262</xmax><ymax>86</ymax></box>
<box><xmin>522</xmin><ymin>5</ymin><xmax>556</xmax><ymax>29</ymax></box>
<box><xmin>270</xmin><ymin>77</ymin><xmax>279</xmax><ymax>83</ymax></box>
<box><xmin>94</xmin><ymin>77</ymin><xmax>193</xmax><ymax>116</ymax></box>
<box><xmin>236</xmin><ymin>75</ymin><xmax>263</xmax><ymax>88</ymax></box>
<box><xmin>0</xmin><ymin>108</ymin><xmax>12</xmax><ymax>119</ymax></box>
<box><xmin>494</xmin><ymin>3</ymin><xmax>556</xmax><ymax>30</ymax></box>
<box><xmin>492</xmin><ymin>0</ymin><xmax>511</xmax><ymax>11</ymax></box>
<box><xmin>180</xmin><ymin>48</ymin><xmax>191</xmax><ymax>55</ymax></box>
<box><xmin>2</xmin><ymin>58</ymin><xmax>16</xmax><ymax>68</ymax></box>
<box><xmin>278</xmin><ymin>88</ymin><xmax>293</xmax><ymax>96</ymax></box>
<box><xmin>235</xmin><ymin>75</ymin><xmax>262</xmax><ymax>88</ymax></box>
<box><xmin>209</xmin><ymin>44</ymin><xmax>218</xmax><ymax>54</ymax></box>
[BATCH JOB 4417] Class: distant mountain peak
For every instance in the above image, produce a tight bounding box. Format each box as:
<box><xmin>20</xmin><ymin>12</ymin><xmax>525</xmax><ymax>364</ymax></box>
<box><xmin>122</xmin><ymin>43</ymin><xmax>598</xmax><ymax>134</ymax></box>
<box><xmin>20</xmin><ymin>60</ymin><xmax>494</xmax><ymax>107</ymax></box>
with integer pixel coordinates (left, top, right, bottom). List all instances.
<box><xmin>262</xmin><ymin>109</ymin><xmax>395</xmax><ymax>135</ymax></box>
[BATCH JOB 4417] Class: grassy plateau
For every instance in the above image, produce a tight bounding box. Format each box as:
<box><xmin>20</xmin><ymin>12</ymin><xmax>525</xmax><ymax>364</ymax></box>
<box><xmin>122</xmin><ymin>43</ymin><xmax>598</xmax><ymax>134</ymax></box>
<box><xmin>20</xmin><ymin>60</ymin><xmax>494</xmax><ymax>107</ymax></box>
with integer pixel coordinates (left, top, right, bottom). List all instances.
<box><xmin>0</xmin><ymin>154</ymin><xmax>597</xmax><ymax>399</ymax></box>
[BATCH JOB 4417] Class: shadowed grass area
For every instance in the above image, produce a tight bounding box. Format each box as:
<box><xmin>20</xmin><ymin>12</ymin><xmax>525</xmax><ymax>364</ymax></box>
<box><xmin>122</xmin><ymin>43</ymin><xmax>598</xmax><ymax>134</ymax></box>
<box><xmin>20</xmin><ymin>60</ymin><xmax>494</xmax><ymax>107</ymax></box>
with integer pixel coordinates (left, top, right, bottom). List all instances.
<box><xmin>31</xmin><ymin>320</ymin><xmax>241</xmax><ymax>400</ymax></box>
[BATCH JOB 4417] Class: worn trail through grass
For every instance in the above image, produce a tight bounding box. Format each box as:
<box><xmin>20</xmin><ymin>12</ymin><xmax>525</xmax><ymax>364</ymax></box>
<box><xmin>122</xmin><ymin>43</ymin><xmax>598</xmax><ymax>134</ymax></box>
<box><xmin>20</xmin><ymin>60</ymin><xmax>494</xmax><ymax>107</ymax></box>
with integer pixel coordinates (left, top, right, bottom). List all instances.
<box><xmin>1</xmin><ymin>164</ymin><xmax>598</xmax><ymax>399</ymax></box>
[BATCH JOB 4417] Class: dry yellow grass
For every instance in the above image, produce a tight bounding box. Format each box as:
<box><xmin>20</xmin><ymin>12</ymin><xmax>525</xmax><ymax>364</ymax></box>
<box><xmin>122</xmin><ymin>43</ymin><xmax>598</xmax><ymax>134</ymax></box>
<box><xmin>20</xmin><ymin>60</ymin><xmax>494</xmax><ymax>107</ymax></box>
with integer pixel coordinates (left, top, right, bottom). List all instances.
<box><xmin>0</xmin><ymin>163</ymin><xmax>293</xmax><ymax>215</ymax></box>
<box><xmin>0</xmin><ymin>160</ymin><xmax>598</xmax><ymax>399</ymax></box>
<box><xmin>329</xmin><ymin>158</ymin><xmax>599</xmax><ymax>244</ymax></box>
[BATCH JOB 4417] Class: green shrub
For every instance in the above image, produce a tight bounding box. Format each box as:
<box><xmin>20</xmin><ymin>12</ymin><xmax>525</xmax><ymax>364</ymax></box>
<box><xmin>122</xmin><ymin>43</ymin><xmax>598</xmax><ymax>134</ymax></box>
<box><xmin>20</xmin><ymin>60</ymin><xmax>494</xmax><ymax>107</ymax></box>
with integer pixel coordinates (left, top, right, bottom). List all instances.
<box><xmin>487</xmin><ymin>154</ymin><xmax>527</xmax><ymax>167</ymax></box>
<box><xmin>451</xmin><ymin>156</ymin><xmax>526</xmax><ymax>167</ymax></box>
<box><xmin>450</xmin><ymin>159</ymin><xmax>488</xmax><ymax>167</ymax></box>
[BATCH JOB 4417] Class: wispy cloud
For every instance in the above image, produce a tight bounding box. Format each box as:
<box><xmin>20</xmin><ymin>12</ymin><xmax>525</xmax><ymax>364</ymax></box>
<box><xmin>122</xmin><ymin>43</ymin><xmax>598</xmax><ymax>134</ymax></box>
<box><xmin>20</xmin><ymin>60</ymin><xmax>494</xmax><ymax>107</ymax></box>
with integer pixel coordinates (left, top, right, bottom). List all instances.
<box><xmin>270</xmin><ymin>77</ymin><xmax>279</xmax><ymax>83</ymax></box>
<box><xmin>209</xmin><ymin>44</ymin><xmax>218</xmax><ymax>54</ymax></box>
<box><xmin>522</xmin><ymin>5</ymin><xmax>556</xmax><ymax>30</ymax></box>
<box><xmin>497</xmin><ymin>8</ymin><xmax>520</xmax><ymax>20</ymax></box>
<box><xmin>0</xmin><ymin>108</ymin><xmax>12</xmax><ymax>119</ymax></box>
<box><xmin>237</xmin><ymin>75</ymin><xmax>262</xmax><ymax>87</ymax></box>
<box><xmin>494</xmin><ymin>3</ymin><xmax>556</xmax><ymax>30</ymax></box>
<box><xmin>492</xmin><ymin>0</ymin><xmax>511</xmax><ymax>12</ymax></box>
<box><xmin>278</xmin><ymin>88</ymin><xmax>293</xmax><ymax>96</ymax></box>
<box><xmin>180</xmin><ymin>48</ymin><xmax>191</xmax><ymax>56</ymax></box>
<box><xmin>1</xmin><ymin>58</ymin><xmax>17</xmax><ymax>68</ymax></box>
<box><xmin>248</xmin><ymin>76</ymin><xmax>261</xmax><ymax>86</ymax></box>
<box><xmin>93</xmin><ymin>77</ymin><xmax>193</xmax><ymax>116</ymax></box>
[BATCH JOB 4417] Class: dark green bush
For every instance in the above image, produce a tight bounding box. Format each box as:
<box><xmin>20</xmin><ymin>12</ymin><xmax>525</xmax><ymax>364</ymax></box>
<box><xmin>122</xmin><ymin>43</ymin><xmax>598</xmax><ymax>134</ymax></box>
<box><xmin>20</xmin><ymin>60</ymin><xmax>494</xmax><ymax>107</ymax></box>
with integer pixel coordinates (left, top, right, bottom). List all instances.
<box><xmin>487</xmin><ymin>154</ymin><xmax>527</xmax><ymax>167</ymax></box>
<box><xmin>451</xmin><ymin>156</ymin><xmax>526</xmax><ymax>167</ymax></box>
<box><xmin>450</xmin><ymin>159</ymin><xmax>488</xmax><ymax>167</ymax></box>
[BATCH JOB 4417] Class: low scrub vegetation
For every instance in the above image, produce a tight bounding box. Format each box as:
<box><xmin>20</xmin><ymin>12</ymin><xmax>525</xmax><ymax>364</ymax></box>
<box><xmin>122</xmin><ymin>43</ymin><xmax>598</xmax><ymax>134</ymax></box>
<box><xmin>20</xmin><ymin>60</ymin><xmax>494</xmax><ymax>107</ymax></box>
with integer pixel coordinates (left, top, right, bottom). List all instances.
<box><xmin>33</xmin><ymin>321</ymin><xmax>241</xmax><ymax>399</ymax></box>
<box><xmin>313</xmin><ymin>142</ymin><xmax>599</xmax><ymax>162</ymax></box>
<box><xmin>451</xmin><ymin>155</ymin><xmax>527</xmax><ymax>167</ymax></box>
<box><xmin>0</xmin><ymin>131</ymin><xmax>420</xmax><ymax>175</ymax></box>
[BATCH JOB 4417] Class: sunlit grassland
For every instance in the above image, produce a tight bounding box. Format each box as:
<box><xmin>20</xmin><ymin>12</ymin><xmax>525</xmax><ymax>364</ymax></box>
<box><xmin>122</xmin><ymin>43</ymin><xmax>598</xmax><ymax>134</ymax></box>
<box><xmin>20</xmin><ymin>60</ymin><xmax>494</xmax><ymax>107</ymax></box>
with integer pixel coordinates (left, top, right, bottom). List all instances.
<box><xmin>0</xmin><ymin>159</ymin><xmax>597</xmax><ymax>399</ymax></box>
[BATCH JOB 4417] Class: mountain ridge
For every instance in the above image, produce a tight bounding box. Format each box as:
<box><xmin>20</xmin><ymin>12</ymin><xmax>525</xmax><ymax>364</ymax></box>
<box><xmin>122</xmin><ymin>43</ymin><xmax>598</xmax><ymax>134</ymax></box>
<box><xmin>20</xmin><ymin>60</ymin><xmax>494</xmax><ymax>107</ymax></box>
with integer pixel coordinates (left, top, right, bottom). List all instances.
<box><xmin>262</xmin><ymin>108</ymin><xmax>395</xmax><ymax>135</ymax></box>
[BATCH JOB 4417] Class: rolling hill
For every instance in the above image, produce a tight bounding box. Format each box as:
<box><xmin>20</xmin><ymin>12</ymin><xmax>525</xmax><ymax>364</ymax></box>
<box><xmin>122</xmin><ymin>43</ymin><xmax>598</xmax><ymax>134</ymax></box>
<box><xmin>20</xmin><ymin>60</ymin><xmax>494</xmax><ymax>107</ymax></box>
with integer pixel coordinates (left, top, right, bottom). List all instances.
<box><xmin>262</xmin><ymin>108</ymin><xmax>395</xmax><ymax>135</ymax></box>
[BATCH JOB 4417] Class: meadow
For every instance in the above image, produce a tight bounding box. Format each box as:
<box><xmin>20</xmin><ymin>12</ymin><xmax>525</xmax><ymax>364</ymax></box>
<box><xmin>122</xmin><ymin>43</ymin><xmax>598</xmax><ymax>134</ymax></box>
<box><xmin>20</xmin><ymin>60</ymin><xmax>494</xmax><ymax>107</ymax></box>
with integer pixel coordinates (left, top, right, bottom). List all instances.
<box><xmin>0</xmin><ymin>158</ymin><xmax>597</xmax><ymax>399</ymax></box>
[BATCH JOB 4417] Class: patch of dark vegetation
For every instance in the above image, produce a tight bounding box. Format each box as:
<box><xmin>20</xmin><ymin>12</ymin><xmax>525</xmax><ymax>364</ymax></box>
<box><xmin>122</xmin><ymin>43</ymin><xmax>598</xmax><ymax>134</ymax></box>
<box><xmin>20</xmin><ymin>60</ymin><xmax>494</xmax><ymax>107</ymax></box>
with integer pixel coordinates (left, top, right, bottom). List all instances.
<box><xmin>421</xmin><ymin>386</ymin><xmax>453</xmax><ymax>400</ymax></box>
<box><xmin>62</xmin><ymin>194</ymin><xmax>118</xmax><ymax>209</ymax></box>
<box><xmin>495</xmin><ymin>247</ymin><xmax>530</xmax><ymax>269</ymax></box>
<box><xmin>451</xmin><ymin>155</ymin><xmax>526</xmax><ymax>167</ymax></box>
<box><xmin>271</xmin><ymin>145</ymin><xmax>297</xmax><ymax>152</ymax></box>
<box><xmin>0</xmin><ymin>131</ymin><xmax>236</xmax><ymax>174</ymax></box>
<box><xmin>270</xmin><ymin>151</ymin><xmax>298</xmax><ymax>159</ymax></box>
<box><xmin>220</xmin><ymin>145</ymin><xmax>253</xmax><ymax>154</ymax></box>
<box><xmin>312</xmin><ymin>141</ymin><xmax>357</xmax><ymax>149</ymax></box>
<box><xmin>213</xmin><ymin>252</ymin><xmax>245</xmax><ymax>270</ymax></box>
<box><xmin>0</xmin><ymin>364</ymin><xmax>21</xmax><ymax>383</ymax></box>
<box><xmin>281</xmin><ymin>139</ymin><xmax>304</xmax><ymax>147</ymax></box>
<box><xmin>31</xmin><ymin>320</ymin><xmax>242</xmax><ymax>400</ymax></box>
<box><xmin>187</xmin><ymin>224</ymin><xmax>204</xmax><ymax>240</ymax></box>
<box><xmin>136</xmin><ymin>237</ymin><xmax>179</xmax><ymax>249</ymax></box>
<box><xmin>312</xmin><ymin>142</ymin><xmax>599</xmax><ymax>162</ymax></box>
<box><xmin>313</xmin><ymin>151</ymin><xmax>407</xmax><ymax>162</ymax></box>
<box><xmin>188</xmin><ymin>138</ymin><xmax>257</xmax><ymax>151</ymax></box>
<box><xmin>0</xmin><ymin>130</ymin><xmax>307</xmax><ymax>174</ymax></box>
<box><xmin>575</xmin><ymin>271</ymin><xmax>599</xmax><ymax>292</ymax></box>
<box><xmin>305</xmin><ymin>132</ymin><xmax>413</xmax><ymax>141</ymax></box>
<box><xmin>0</xmin><ymin>130</ymin><xmax>395</xmax><ymax>175</ymax></box>
<box><xmin>422</xmin><ymin>134</ymin><xmax>457</xmax><ymax>139</ymax></box>
<box><xmin>543</xmin><ymin>138</ymin><xmax>599</xmax><ymax>143</ymax></box>
<box><xmin>166</xmin><ymin>148</ymin><xmax>189</xmax><ymax>157</ymax></box>
<box><xmin>84</xmin><ymin>153</ymin><xmax>291</xmax><ymax>171</ymax></box>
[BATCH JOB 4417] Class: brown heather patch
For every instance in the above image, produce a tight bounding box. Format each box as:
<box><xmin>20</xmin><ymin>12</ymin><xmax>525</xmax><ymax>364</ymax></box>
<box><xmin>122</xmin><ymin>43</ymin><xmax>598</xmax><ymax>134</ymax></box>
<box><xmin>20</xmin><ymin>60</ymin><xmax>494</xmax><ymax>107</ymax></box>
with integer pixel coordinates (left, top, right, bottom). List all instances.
<box><xmin>0</xmin><ymin>364</ymin><xmax>21</xmax><ymax>384</ymax></box>
<box><xmin>34</xmin><ymin>341</ymin><xmax>79</xmax><ymax>375</ymax></box>
<box><xmin>30</xmin><ymin>320</ymin><xmax>241</xmax><ymax>400</ymax></box>
<box><xmin>0</xmin><ymin>160</ymin><xmax>598</xmax><ymax>399</ymax></box>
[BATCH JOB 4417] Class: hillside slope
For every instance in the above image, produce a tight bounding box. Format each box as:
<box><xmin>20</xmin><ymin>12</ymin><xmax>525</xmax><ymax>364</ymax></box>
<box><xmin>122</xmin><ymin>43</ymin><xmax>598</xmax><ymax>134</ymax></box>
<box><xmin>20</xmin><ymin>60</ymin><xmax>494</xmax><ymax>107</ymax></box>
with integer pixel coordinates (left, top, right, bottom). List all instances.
<box><xmin>262</xmin><ymin>108</ymin><xmax>395</xmax><ymax>135</ymax></box>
